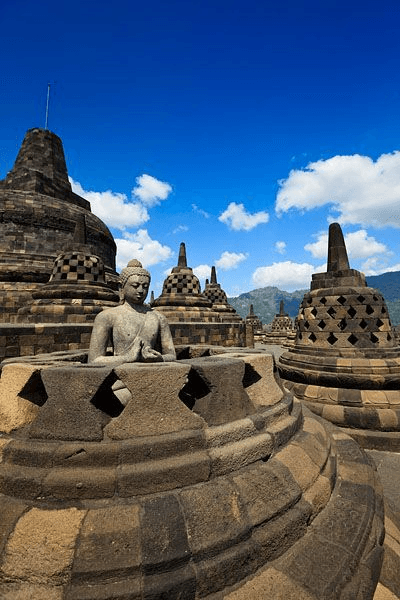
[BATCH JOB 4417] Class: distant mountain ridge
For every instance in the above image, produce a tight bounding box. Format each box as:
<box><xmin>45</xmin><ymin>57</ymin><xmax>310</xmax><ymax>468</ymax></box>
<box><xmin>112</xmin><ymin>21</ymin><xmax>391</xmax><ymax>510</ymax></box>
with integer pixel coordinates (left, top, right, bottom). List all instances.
<box><xmin>228</xmin><ymin>270</ymin><xmax>400</xmax><ymax>326</ymax></box>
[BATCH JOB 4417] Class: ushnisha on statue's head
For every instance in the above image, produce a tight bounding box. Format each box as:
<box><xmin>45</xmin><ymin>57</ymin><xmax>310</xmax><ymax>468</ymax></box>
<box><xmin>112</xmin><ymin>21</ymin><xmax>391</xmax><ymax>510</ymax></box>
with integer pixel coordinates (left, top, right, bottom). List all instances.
<box><xmin>119</xmin><ymin>259</ymin><xmax>151</xmax><ymax>305</ymax></box>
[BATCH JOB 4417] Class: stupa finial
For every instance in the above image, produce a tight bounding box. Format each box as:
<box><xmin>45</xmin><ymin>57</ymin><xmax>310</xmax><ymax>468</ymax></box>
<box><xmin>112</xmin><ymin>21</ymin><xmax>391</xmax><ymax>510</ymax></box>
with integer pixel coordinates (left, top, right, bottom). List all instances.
<box><xmin>178</xmin><ymin>242</ymin><xmax>187</xmax><ymax>268</ymax></box>
<box><xmin>327</xmin><ymin>222</ymin><xmax>350</xmax><ymax>272</ymax></box>
<box><xmin>279</xmin><ymin>300</ymin><xmax>285</xmax><ymax>316</ymax></box>
<box><xmin>211</xmin><ymin>266</ymin><xmax>217</xmax><ymax>284</ymax></box>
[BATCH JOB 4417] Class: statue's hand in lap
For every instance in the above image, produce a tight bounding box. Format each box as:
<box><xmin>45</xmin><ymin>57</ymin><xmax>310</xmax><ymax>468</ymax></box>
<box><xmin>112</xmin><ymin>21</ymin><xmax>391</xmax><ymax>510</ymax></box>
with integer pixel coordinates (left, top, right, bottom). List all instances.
<box><xmin>141</xmin><ymin>345</ymin><xmax>163</xmax><ymax>363</ymax></box>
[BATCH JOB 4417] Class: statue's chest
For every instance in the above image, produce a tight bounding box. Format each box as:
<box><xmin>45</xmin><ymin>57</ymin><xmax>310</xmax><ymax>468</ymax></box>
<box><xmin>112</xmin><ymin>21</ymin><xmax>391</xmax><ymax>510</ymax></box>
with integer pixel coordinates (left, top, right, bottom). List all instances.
<box><xmin>113</xmin><ymin>312</ymin><xmax>158</xmax><ymax>346</ymax></box>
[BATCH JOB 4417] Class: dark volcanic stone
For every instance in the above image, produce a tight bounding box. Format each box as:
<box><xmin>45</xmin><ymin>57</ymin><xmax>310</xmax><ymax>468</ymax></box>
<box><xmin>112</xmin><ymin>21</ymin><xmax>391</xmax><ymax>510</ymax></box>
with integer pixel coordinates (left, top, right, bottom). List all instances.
<box><xmin>28</xmin><ymin>365</ymin><xmax>113</xmax><ymax>441</ymax></box>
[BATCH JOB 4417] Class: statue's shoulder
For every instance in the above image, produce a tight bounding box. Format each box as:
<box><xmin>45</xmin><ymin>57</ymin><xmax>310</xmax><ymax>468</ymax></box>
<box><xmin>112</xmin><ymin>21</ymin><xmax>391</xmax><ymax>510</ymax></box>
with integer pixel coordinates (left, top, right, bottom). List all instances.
<box><xmin>150</xmin><ymin>309</ymin><xmax>169</xmax><ymax>326</ymax></box>
<box><xmin>94</xmin><ymin>304</ymin><xmax>124</xmax><ymax>323</ymax></box>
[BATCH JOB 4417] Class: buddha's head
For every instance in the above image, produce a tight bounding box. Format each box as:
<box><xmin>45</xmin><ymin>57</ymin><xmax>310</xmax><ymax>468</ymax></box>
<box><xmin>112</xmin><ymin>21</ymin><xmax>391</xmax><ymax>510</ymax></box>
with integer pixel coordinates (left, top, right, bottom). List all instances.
<box><xmin>120</xmin><ymin>259</ymin><xmax>151</xmax><ymax>305</ymax></box>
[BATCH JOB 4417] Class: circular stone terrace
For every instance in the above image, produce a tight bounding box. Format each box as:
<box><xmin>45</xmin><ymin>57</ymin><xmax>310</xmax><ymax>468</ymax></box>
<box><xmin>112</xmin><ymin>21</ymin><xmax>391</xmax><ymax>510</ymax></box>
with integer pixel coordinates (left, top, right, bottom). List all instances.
<box><xmin>0</xmin><ymin>347</ymin><xmax>386</xmax><ymax>599</ymax></box>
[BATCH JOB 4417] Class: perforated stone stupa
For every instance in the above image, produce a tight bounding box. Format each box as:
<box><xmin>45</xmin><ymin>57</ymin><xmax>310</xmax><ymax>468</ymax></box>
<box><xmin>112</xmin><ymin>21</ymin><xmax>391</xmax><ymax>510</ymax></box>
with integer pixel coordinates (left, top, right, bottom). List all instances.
<box><xmin>279</xmin><ymin>222</ymin><xmax>400</xmax><ymax>449</ymax></box>
<box><xmin>153</xmin><ymin>243</ymin><xmax>246</xmax><ymax>346</ymax></box>
<box><xmin>245</xmin><ymin>303</ymin><xmax>263</xmax><ymax>333</ymax></box>
<box><xmin>17</xmin><ymin>214</ymin><xmax>119</xmax><ymax>323</ymax></box>
<box><xmin>153</xmin><ymin>242</ymin><xmax>219</xmax><ymax>322</ymax></box>
<box><xmin>0</xmin><ymin>346</ymin><xmax>385</xmax><ymax>599</ymax></box>
<box><xmin>203</xmin><ymin>266</ymin><xmax>242</xmax><ymax>322</ymax></box>
<box><xmin>263</xmin><ymin>300</ymin><xmax>295</xmax><ymax>346</ymax></box>
<box><xmin>0</xmin><ymin>128</ymin><xmax>118</xmax><ymax>321</ymax></box>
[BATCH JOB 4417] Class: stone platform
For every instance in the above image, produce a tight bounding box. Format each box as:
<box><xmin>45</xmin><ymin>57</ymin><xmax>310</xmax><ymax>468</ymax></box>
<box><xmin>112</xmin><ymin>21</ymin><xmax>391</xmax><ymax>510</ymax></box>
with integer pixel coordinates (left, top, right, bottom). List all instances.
<box><xmin>0</xmin><ymin>349</ymin><xmax>385</xmax><ymax>599</ymax></box>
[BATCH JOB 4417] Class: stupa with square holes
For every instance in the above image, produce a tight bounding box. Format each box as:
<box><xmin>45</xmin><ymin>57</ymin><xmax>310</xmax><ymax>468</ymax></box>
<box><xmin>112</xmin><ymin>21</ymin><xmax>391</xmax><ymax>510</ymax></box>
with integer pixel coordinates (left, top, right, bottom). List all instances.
<box><xmin>153</xmin><ymin>243</ymin><xmax>247</xmax><ymax>348</ymax></box>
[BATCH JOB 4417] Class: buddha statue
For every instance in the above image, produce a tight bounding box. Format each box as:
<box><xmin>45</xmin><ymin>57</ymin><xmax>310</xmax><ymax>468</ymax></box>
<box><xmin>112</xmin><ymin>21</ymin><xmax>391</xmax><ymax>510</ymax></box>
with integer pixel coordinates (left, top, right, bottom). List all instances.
<box><xmin>88</xmin><ymin>259</ymin><xmax>176</xmax><ymax>377</ymax></box>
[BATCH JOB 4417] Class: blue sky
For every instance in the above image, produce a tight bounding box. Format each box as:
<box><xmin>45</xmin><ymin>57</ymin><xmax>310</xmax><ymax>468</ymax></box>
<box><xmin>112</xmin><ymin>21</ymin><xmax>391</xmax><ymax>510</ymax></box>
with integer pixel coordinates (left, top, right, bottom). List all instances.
<box><xmin>1</xmin><ymin>0</ymin><xmax>400</xmax><ymax>297</ymax></box>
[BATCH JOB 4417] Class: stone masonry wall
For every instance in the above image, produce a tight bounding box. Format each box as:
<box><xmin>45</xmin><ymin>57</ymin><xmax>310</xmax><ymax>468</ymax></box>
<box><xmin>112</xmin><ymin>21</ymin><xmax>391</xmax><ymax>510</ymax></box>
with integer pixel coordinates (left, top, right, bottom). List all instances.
<box><xmin>0</xmin><ymin>191</ymin><xmax>116</xmax><ymax>281</ymax></box>
<box><xmin>0</xmin><ymin>324</ymin><xmax>92</xmax><ymax>359</ymax></box>
<box><xmin>0</xmin><ymin>321</ymin><xmax>246</xmax><ymax>359</ymax></box>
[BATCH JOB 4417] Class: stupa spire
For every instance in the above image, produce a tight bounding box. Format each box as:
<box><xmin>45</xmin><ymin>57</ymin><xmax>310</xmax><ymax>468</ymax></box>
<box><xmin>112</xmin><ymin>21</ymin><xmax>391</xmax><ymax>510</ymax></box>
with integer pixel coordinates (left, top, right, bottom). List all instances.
<box><xmin>327</xmin><ymin>222</ymin><xmax>350</xmax><ymax>272</ymax></box>
<box><xmin>178</xmin><ymin>242</ymin><xmax>187</xmax><ymax>268</ymax></box>
<box><xmin>211</xmin><ymin>266</ymin><xmax>217</xmax><ymax>284</ymax></box>
<box><xmin>3</xmin><ymin>128</ymin><xmax>71</xmax><ymax>196</ymax></box>
<box><xmin>279</xmin><ymin>300</ymin><xmax>285</xmax><ymax>316</ymax></box>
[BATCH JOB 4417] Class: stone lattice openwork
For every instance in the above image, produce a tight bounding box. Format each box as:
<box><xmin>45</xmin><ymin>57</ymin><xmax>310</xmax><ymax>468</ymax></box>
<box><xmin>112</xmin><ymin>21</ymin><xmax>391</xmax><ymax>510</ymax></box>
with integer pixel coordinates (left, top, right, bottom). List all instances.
<box><xmin>245</xmin><ymin>303</ymin><xmax>263</xmax><ymax>332</ymax></box>
<box><xmin>153</xmin><ymin>244</ymin><xmax>246</xmax><ymax>347</ymax></box>
<box><xmin>279</xmin><ymin>223</ymin><xmax>400</xmax><ymax>450</ymax></box>
<box><xmin>16</xmin><ymin>215</ymin><xmax>119</xmax><ymax>324</ymax></box>
<box><xmin>263</xmin><ymin>300</ymin><xmax>296</xmax><ymax>346</ymax></box>
<box><xmin>203</xmin><ymin>266</ymin><xmax>242</xmax><ymax>322</ymax></box>
<box><xmin>153</xmin><ymin>243</ymin><xmax>219</xmax><ymax>322</ymax></box>
<box><xmin>0</xmin><ymin>347</ymin><xmax>384</xmax><ymax>598</ymax></box>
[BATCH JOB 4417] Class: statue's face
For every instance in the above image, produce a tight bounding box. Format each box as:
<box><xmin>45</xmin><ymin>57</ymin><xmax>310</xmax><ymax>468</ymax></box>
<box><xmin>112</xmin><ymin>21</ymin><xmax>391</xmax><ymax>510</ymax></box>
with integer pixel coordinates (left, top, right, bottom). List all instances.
<box><xmin>124</xmin><ymin>274</ymin><xmax>150</xmax><ymax>305</ymax></box>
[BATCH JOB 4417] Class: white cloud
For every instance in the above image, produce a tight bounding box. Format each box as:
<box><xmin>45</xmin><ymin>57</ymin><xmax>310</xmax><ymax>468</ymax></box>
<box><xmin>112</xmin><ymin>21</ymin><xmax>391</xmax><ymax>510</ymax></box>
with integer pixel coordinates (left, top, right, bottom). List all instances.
<box><xmin>115</xmin><ymin>229</ymin><xmax>173</xmax><ymax>271</ymax></box>
<box><xmin>219</xmin><ymin>202</ymin><xmax>269</xmax><ymax>231</ymax></box>
<box><xmin>172</xmin><ymin>224</ymin><xmax>189</xmax><ymax>234</ymax></box>
<box><xmin>70</xmin><ymin>173</ymin><xmax>172</xmax><ymax>231</ymax></box>
<box><xmin>193</xmin><ymin>264</ymin><xmax>212</xmax><ymax>281</ymax></box>
<box><xmin>132</xmin><ymin>174</ymin><xmax>172</xmax><ymax>207</ymax></box>
<box><xmin>70</xmin><ymin>178</ymin><xmax>149</xmax><ymax>229</ymax></box>
<box><xmin>215</xmin><ymin>251</ymin><xmax>248</xmax><ymax>270</ymax></box>
<box><xmin>252</xmin><ymin>261</ymin><xmax>315</xmax><ymax>291</ymax></box>
<box><xmin>275</xmin><ymin>241</ymin><xmax>286</xmax><ymax>254</ymax></box>
<box><xmin>305</xmin><ymin>229</ymin><xmax>388</xmax><ymax>260</ymax></box>
<box><xmin>276</xmin><ymin>152</ymin><xmax>400</xmax><ymax>227</ymax></box>
<box><xmin>361</xmin><ymin>257</ymin><xmax>400</xmax><ymax>276</ymax></box>
<box><xmin>192</xmin><ymin>204</ymin><xmax>210</xmax><ymax>218</ymax></box>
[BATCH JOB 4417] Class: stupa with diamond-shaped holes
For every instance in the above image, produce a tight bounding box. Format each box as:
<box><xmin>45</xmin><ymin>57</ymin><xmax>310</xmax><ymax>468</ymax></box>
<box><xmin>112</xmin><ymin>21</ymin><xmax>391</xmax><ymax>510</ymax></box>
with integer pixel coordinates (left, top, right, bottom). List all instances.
<box><xmin>279</xmin><ymin>222</ymin><xmax>400</xmax><ymax>450</ymax></box>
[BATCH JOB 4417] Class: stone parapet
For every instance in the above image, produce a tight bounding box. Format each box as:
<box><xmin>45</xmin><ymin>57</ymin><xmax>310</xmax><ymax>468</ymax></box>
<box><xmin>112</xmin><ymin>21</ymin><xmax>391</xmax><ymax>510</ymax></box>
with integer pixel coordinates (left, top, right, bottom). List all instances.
<box><xmin>0</xmin><ymin>351</ymin><xmax>384</xmax><ymax>598</ymax></box>
<box><xmin>0</xmin><ymin>323</ymin><xmax>92</xmax><ymax>358</ymax></box>
<box><xmin>169</xmin><ymin>321</ymin><xmax>246</xmax><ymax>346</ymax></box>
<box><xmin>0</xmin><ymin>320</ymin><xmax>247</xmax><ymax>360</ymax></box>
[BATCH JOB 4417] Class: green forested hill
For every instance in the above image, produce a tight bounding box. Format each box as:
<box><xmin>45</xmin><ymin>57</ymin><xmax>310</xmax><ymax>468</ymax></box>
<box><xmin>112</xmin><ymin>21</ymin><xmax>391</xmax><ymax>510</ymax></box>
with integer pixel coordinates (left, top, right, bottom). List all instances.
<box><xmin>228</xmin><ymin>270</ymin><xmax>400</xmax><ymax>326</ymax></box>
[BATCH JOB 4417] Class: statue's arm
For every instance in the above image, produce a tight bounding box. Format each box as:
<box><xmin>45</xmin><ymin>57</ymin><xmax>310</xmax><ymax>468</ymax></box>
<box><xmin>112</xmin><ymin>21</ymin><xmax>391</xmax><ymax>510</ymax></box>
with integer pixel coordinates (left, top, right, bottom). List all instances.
<box><xmin>159</xmin><ymin>314</ymin><xmax>176</xmax><ymax>362</ymax></box>
<box><xmin>88</xmin><ymin>310</ymin><xmax>142</xmax><ymax>365</ymax></box>
<box><xmin>88</xmin><ymin>311</ymin><xmax>114</xmax><ymax>363</ymax></box>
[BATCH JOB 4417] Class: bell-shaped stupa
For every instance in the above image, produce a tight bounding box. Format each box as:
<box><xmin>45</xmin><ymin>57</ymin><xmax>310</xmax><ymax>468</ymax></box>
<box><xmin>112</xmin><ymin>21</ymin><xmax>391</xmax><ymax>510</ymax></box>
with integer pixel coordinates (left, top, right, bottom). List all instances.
<box><xmin>153</xmin><ymin>243</ymin><xmax>248</xmax><ymax>347</ymax></box>
<box><xmin>279</xmin><ymin>222</ymin><xmax>400</xmax><ymax>449</ymax></box>
<box><xmin>153</xmin><ymin>243</ymin><xmax>220</xmax><ymax>322</ymax></box>
<box><xmin>245</xmin><ymin>303</ymin><xmax>263</xmax><ymax>332</ymax></box>
<box><xmin>203</xmin><ymin>266</ymin><xmax>242</xmax><ymax>322</ymax></box>
<box><xmin>0</xmin><ymin>128</ymin><xmax>118</xmax><ymax>321</ymax></box>
<box><xmin>264</xmin><ymin>300</ymin><xmax>295</xmax><ymax>345</ymax></box>
<box><xmin>17</xmin><ymin>214</ymin><xmax>119</xmax><ymax>323</ymax></box>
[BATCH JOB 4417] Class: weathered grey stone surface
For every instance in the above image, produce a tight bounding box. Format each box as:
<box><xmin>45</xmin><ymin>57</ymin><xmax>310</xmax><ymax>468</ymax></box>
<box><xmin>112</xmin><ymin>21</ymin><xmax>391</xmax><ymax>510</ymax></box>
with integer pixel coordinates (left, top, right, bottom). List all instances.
<box><xmin>89</xmin><ymin>259</ymin><xmax>176</xmax><ymax>367</ymax></box>
<box><xmin>28</xmin><ymin>365</ymin><xmax>113</xmax><ymax>440</ymax></box>
<box><xmin>180</xmin><ymin>356</ymin><xmax>254</xmax><ymax>425</ymax></box>
<box><xmin>224</xmin><ymin>352</ymin><xmax>284</xmax><ymax>408</ymax></box>
<box><xmin>105</xmin><ymin>362</ymin><xmax>206</xmax><ymax>438</ymax></box>
<box><xmin>0</xmin><ymin>350</ymin><xmax>388</xmax><ymax>599</ymax></box>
